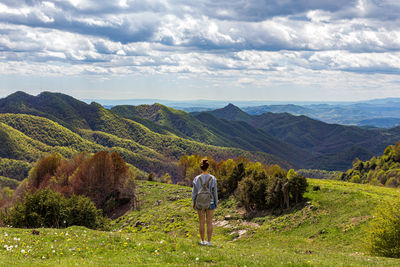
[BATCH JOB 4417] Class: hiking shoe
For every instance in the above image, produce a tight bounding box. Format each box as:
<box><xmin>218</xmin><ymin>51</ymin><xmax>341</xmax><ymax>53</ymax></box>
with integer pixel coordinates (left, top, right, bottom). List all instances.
<box><xmin>206</xmin><ymin>241</ymin><xmax>211</xmax><ymax>246</ymax></box>
<box><xmin>200</xmin><ymin>240</ymin><xmax>206</xmax><ymax>245</ymax></box>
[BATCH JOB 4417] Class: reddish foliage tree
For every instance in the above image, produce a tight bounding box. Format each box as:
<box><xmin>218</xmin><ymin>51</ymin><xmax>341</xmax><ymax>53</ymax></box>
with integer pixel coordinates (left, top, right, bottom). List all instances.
<box><xmin>21</xmin><ymin>151</ymin><xmax>136</xmax><ymax>217</ymax></box>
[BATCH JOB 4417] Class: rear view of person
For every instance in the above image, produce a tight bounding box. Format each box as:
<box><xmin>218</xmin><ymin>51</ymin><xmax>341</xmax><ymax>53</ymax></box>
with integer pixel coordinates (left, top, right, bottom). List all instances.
<box><xmin>192</xmin><ymin>158</ymin><xmax>218</xmax><ymax>246</ymax></box>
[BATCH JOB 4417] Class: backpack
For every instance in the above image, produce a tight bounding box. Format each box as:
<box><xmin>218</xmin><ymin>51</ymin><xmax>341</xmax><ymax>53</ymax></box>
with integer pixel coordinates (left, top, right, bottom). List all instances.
<box><xmin>195</xmin><ymin>176</ymin><xmax>212</xmax><ymax>210</ymax></box>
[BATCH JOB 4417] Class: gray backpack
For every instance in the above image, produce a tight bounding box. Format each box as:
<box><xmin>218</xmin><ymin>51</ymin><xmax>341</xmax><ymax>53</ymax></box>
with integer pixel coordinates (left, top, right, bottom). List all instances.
<box><xmin>195</xmin><ymin>176</ymin><xmax>212</xmax><ymax>210</ymax></box>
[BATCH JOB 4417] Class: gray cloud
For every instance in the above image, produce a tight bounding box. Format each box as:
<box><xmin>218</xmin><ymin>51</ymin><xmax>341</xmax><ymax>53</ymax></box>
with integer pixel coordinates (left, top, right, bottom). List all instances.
<box><xmin>0</xmin><ymin>0</ymin><xmax>399</xmax><ymax>79</ymax></box>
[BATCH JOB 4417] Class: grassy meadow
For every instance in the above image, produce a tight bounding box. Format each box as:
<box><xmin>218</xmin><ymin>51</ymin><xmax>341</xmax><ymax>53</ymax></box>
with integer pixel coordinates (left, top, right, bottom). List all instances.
<box><xmin>1</xmin><ymin>179</ymin><xmax>400</xmax><ymax>266</ymax></box>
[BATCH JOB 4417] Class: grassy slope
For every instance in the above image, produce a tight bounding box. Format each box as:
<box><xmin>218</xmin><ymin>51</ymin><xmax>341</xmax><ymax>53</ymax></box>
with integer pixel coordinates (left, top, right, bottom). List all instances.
<box><xmin>1</xmin><ymin>179</ymin><xmax>400</xmax><ymax>266</ymax></box>
<box><xmin>0</xmin><ymin>112</ymin><xmax>288</xmax><ymax>179</ymax></box>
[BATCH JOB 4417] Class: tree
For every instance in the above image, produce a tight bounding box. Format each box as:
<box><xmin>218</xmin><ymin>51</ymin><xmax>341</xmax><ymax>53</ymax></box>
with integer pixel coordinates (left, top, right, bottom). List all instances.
<box><xmin>367</xmin><ymin>199</ymin><xmax>400</xmax><ymax>258</ymax></box>
<box><xmin>19</xmin><ymin>151</ymin><xmax>136</xmax><ymax>217</ymax></box>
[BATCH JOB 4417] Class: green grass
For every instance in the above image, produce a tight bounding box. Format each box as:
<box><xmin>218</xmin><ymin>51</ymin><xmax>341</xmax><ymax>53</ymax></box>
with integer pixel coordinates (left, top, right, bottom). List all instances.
<box><xmin>2</xmin><ymin>179</ymin><xmax>400</xmax><ymax>266</ymax></box>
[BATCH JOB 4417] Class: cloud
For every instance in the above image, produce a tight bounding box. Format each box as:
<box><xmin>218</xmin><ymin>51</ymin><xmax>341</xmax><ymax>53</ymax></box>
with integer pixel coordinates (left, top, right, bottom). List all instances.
<box><xmin>0</xmin><ymin>0</ymin><xmax>399</xmax><ymax>101</ymax></box>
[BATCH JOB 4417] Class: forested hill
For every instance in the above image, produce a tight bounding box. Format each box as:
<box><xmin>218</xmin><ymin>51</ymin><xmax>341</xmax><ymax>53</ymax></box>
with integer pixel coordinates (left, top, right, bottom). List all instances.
<box><xmin>1</xmin><ymin>91</ymin><xmax>399</xmax><ymax>179</ymax></box>
<box><xmin>112</xmin><ymin>104</ymin><xmax>311</xmax><ymax>168</ymax></box>
<box><xmin>0</xmin><ymin>92</ymin><xmax>290</xmax><ymax>181</ymax></box>
<box><xmin>198</xmin><ymin>104</ymin><xmax>400</xmax><ymax>170</ymax></box>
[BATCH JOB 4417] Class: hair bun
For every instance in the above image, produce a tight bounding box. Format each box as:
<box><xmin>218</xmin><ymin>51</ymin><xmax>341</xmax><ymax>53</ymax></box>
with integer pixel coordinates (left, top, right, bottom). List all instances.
<box><xmin>200</xmin><ymin>158</ymin><xmax>209</xmax><ymax>171</ymax></box>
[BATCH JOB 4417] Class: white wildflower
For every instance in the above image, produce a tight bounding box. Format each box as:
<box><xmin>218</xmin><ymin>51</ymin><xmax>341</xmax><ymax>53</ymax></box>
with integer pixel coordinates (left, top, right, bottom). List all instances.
<box><xmin>21</xmin><ymin>249</ymin><xmax>25</xmax><ymax>253</ymax></box>
<box><xmin>160</xmin><ymin>240</ymin><xmax>164</xmax><ymax>244</ymax></box>
<box><xmin>196</xmin><ymin>257</ymin><xmax>199</xmax><ymax>261</ymax></box>
<box><xmin>4</xmin><ymin>233</ymin><xmax>7</xmax><ymax>237</ymax></box>
<box><xmin>52</xmin><ymin>250</ymin><xmax>55</xmax><ymax>253</ymax></box>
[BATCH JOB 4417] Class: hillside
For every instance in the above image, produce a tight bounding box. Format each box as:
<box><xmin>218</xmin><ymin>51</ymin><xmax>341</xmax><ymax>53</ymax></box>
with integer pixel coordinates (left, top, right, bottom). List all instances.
<box><xmin>0</xmin><ymin>92</ymin><xmax>291</xmax><ymax>180</ymax></box>
<box><xmin>111</xmin><ymin>104</ymin><xmax>229</xmax><ymax>145</ymax></box>
<box><xmin>113</xmin><ymin>104</ymin><xmax>311</xmax><ymax>168</ymax></box>
<box><xmin>203</xmin><ymin>104</ymin><xmax>400</xmax><ymax>170</ymax></box>
<box><xmin>0</xmin><ymin>91</ymin><xmax>92</xmax><ymax>130</ymax></box>
<box><xmin>1</xmin><ymin>179</ymin><xmax>400</xmax><ymax>266</ymax></box>
<box><xmin>341</xmin><ymin>142</ymin><xmax>400</xmax><ymax>187</ymax></box>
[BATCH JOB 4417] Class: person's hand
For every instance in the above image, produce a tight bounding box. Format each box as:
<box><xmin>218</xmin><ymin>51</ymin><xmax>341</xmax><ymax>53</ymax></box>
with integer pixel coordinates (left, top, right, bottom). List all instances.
<box><xmin>193</xmin><ymin>203</ymin><xmax>196</xmax><ymax>210</ymax></box>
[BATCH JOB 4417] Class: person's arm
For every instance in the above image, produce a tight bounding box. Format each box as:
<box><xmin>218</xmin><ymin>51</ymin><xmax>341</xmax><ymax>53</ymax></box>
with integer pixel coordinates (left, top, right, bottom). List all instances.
<box><xmin>192</xmin><ymin>177</ymin><xmax>198</xmax><ymax>209</ymax></box>
<box><xmin>213</xmin><ymin>177</ymin><xmax>218</xmax><ymax>207</ymax></box>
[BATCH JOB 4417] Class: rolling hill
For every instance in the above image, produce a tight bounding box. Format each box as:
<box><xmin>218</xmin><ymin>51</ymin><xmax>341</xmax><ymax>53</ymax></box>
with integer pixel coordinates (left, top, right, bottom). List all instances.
<box><xmin>2</xmin><ymin>179</ymin><xmax>400</xmax><ymax>265</ymax></box>
<box><xmin>202</xmin><ymin>104</ymin><xmax>400</xmax><ymax>170</ymax></box>
<box><xmin>0</xmin><ymin>92</ymin><xmax>290</xmax><ymax>181</ymax></box>
<box><xmin>112</xmin><ymin>104</ymin><xmax>312</xmax><ymax>167</ymax></box>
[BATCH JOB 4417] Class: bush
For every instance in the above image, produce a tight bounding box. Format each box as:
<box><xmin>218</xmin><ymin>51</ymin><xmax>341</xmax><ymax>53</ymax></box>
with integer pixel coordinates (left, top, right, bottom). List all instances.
<box><xmin>20</xmin><ymin>151</ymin><xmax>137</xmax><ymax>217</ymax></box>
<box><xmin>1</xmin><ymin>189</ymin><xmax>109</xmax><ymax>230</ymax></box>
<box><xmin>367</xmin><ymin>199</ymin><xmax>400</xmax><ymax>257</ymax></box>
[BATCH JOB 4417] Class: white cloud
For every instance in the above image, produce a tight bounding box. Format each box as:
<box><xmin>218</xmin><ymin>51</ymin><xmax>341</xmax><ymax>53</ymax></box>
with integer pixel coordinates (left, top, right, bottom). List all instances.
<box><xmin>0</xmin><ymin>0</ymin><xmax>399</xmax><ymax>100</ymax></box>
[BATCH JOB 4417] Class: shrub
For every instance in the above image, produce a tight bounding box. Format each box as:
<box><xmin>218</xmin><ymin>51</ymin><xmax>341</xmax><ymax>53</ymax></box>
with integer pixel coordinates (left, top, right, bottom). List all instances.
<box><xmin>288</xmin><ymin>173</ymin><xmax>308</xmax><ymax>204</ymax></box>
<box><xmin>350</xmin><ymin>175</ymin><xmax>362</xmax><ymax>183</ymax></box>
<box><xmin>20</xmin><ymin>151</ymin><xmax>136</xmax><ymax>217</ymax></box>
<box><xmin>236</xmin><ymin>176</ymin><xmax>255</xmax><ymax>211</ymax></box>
<box><xmin>367</xmin><ymin>199</ymin><xmax>400</xmax><ymax>258</ymax></box>
<box><xmin>1</xmin><ymin>189</ymin><xmax>109</xmax><ymax>230</ymax></box>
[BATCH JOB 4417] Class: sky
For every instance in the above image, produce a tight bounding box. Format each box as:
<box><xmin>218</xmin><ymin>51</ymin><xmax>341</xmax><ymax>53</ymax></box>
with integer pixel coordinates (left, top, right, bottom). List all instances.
<box><xmin>0</xmin><ymin>0</ymin><xmax>400</xmax><ymax>101</ymax></box>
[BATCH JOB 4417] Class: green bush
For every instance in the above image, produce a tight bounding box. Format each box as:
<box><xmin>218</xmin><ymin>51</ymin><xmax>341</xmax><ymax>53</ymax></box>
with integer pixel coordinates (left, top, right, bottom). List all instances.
<box><xmin>1</xmin><ymin>189</ymin><xmax>109</xmax><ymax>230</ymax></box>
<box><xmin>367</xmin><ymin>200</ymin><xmax>400</xmax><ymax>258</ymax></box>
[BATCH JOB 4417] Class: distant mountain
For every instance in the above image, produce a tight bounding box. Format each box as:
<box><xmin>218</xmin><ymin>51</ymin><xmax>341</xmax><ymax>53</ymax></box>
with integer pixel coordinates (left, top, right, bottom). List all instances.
<box><xmin>0</xmin><ymin>92</ymin><xmax>290</xmax><ymax>181</ymax></box>
<box><xmin>90</xmin><ymin>97</ymin><xmax>400</xmax><ymax>128</ymax></box>
<box><xmin>3</xmin><ymin>91</ymin><xmax>400</xmax><ymax>176</ymax></box>
<box><xmin>202</xmin><ymin>104</ymin><xmax>400</xmax><ymax>170</ymax></box>
<box><xmin>193</xmin><ymin>112</ymin><xmax>311</xmax><ymax>167</ymax></box>
<box><xmin>204</xmin><ymin>103</ymin><xmax>251</xmax><ymax>121</ymax></box>
<box><xmin>242</xmin><ymin>104</ymin><xmax>313</xmax><ymax>116</ymax></box>
<box><xmin>112</xmin><ymin>104</ymin><xmax>311</xmax><ymax>168</ymax></box>
<box><xmin>241</xmin><ymin>101</ymin><xmax>400</xmax><ymax>128</ymax></box>
<box><xmin>357</xmin><ymin>118</ymin><xmax>400</xmax><ymax>128</ymax></box>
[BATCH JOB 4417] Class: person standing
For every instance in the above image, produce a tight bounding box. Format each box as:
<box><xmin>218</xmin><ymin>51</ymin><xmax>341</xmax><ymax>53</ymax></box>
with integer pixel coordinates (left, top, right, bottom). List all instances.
<box><xmin>192</xmin><ymin>158</ymin><xmax>218</xmax><ymax>246</ymax></box>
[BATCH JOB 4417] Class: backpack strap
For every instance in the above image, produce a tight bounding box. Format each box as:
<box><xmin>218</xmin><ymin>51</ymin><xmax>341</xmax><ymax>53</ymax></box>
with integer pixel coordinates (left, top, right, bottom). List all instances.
<box><xmin>199</xmin><ymin>175</ymin><xmax>212</xmax><ymax>188</ymax></box>
<box><xmin>205</xmin><ymin>176</ymin><xmax>212</xmax><ymax>187</ymax></box>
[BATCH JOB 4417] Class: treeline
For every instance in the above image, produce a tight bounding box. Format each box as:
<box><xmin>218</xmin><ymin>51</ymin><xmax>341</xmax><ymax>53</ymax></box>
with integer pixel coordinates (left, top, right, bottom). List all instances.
<box><xmin>341</xmin><ymin>142</ymin><xmax>400</xmax><ymax>187</ymax></box>
<box><xmin>0</xmin><ymin>151</ymin><xmax>137</xmax><ymax>229</ymax></box>
<box><xmin>296</xmin><ymin>169</ymin><xmax>342</xmax><ymax>180</ymax></box>
<box><xmin>0</xmin><ymin>158</ymin><xmax>32</xmax><ymax>180</ymax></box>
<box><xmin>179</xmin><ymin>155</ymin><xmax>308</xmax><ymax>212</ymax></box>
